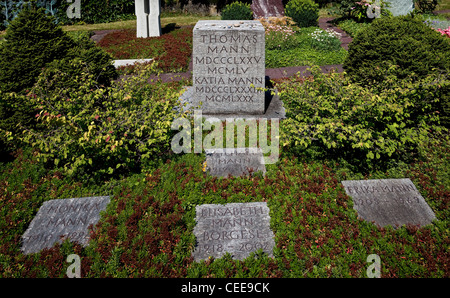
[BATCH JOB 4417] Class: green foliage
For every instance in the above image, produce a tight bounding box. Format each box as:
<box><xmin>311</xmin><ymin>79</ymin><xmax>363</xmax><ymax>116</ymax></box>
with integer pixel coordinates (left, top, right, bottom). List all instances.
<box><xmin>309</xmin><ymin>28</ymin><xmax>342</xmax><ymax>51</ymax></box>
<box><xmin>1</xmin><ymin>145</ymin><xmax>449</xmax><ymax>277</ymax></box>
<box><xmin>0</xmin><ymin>5</ymin><xmax>75</xmax><ymax>93</ymax></box>
<box><xmin>56</xmin><ymin>0</ymin><xmax>135</xmax><ymax>25</ymax></box>
<box><xmin>220</xmin><ymin>1</ymin><xmax>253</xmax><ymax>20</ymax></box>
<box><xmin>414</xmin><ymin>0</ymin><xmax>439</xmax><ymax>13</ymax></box>
<box><xmin>278</xmin><ymin>66</ymin><xmax>448</xmax><ymax>169</ymax></box>
<box><xmin>337</xmin><ymin>18</ymin><xmax>371</xmax><ymax>37</ymax></box>
<box><xmin>344</xmin><ymin>15</ymin><xmax>450</xmax><ymax>86</ymax></box>
<box><xmin>44</xmin><ymin>31</ymin><xmax>118</xmax><ymax>88</ymax></box>
<box><xmin>285</xmin><ymin>0</ymin><xmax>319</xmax><ymax>27</ymax></box>
<box><xmin>20</xmin><ymin>62</ymin><xmax>181</xmax><ymax>180</ymax></box>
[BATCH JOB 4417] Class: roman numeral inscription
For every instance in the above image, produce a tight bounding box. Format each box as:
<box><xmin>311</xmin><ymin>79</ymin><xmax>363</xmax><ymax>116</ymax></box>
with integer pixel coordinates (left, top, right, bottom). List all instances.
<box><xmin>193</xmin><ymin>21</ymin><xmax>266</xmax><ymax>115</ymax></box>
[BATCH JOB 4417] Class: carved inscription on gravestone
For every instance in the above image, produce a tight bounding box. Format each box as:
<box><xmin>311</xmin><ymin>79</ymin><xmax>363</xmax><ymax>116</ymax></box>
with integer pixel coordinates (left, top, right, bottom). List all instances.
<box><xmin>342</xmin><ymin>179</ymin><xmax>436</xmax><ymax>228</ymax></box>
<box><xmin>193</xmin><ymin>20</ymin><xmax>265</xmax><ymax>115</ymax></box>
<box><xmin>21</xmin><ymin>196</ymin><xmax>110</xmax><ymax>254</ymax></box>
<box><xmin>193</xmin><ymin>202</ymin><xmax>275</xmax><ymax>261</ymax></box>
<box><xmin>205</xmin><ymin>147</ymin><xmax>266</xmax><ymax>177</ymax></box>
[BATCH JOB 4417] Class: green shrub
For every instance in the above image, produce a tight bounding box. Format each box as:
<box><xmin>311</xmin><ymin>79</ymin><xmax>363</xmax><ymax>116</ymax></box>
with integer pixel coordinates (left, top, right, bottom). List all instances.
<box><xmin>0</xmin><ymin>5</ymin><xmax>75</xmax><ymax>93</ymax></box>
<box><xmin>21</xmin><ymin>62</ymin><xmax>180</xmax><ymax>180</ymax></box>
<box><xmin>414</xmin><ymin>0</ymin><xmax>439</xmax><ymax>13</ymax></box>
<box><xmin>279</xmin><ymin>66</ymin><xmax>449</xmax><ymax>169</ymax></box>
<box><xmin>221</xmin><ymin>1</ymin><xmax>253</xmax><ymax>20</ymax></box>
<box><xmin>285</xmin><ymin>0</ymin><xmax>319</xmax><ymax>27</ymax></box>
<box><xmin>344</xmin><ymin>15</ymin><xmax>450</xmax><ymax>86</ymax></box>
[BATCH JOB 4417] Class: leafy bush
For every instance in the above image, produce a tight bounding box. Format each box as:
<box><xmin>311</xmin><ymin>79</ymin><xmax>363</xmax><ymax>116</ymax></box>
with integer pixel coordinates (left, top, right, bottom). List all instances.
<box><xmin>414</xmin><ymin>0</ymin><xmax>439</xmax><ymax>13</ymax></box>
<box><xmin>0</xmin><ymin>5</ymin><xmax>75</xmax><ymax>93</ymax></box>
<box><xmin>21</xmin><ymin>62</ymin><xmax>181</xmax><ymax>180</ymax></box>
<box><xmin>279</xmin><ymin>66</ymin><xmax>449</xmax><ymax>168</ymax></box>
<box><xmin>220</xmin><ymin>1</ymin><xmax>253</xmax><ymax>20</ymax></box>
<box><xmin>337</xmin><ymin>18</ymin><xmax>371</xmax><ymax>37</ymax></box>
<box><xmin>97</xmin><ymin>27</ymin><xmax>193</xmax><ymax>73</ymax></box>
<box><xmin>285</xmin><ymin>0</ymin><xmax>319</xmax><ymax>27</ymax></box>
<box><xmin>344</xmin><ymin>15</ymin><xmax>450</xmax><ymax>86</ymax></box>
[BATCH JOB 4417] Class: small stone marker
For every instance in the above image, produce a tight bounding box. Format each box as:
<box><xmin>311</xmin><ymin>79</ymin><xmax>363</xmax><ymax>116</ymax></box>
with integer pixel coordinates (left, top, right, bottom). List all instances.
<box><xmin>21</xmin><ymin>196</ymin><xmax>110</xmax><ymax>254</ymax></box>
<box><xmin>205</xmin><ymin>147</ymin><xmax>266</xmax><ymax>177</ymax></box>
<box><xmin>193</xmin><ymin>20</ymin><xmax>266</xmax><ymax>115</ymax></box>
<box><xmin>193</xmin><ymin>202</ymin><xmax>275</xmax><ymax>261</ymax></box>
<box><xmin>342</xmin><ymin>179</ymin><xmax>436</xmax><ymax>228</ymax></box>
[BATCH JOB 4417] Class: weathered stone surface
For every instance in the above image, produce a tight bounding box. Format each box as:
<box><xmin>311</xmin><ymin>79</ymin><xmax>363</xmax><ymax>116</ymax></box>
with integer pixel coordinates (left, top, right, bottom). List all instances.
<box><xmin>385</xmin><ymin>0</ymin><xmax>414</xmax><ymax>16</ymax></box>
<box><xmin>342</xmin><ymin>179</ymin><xmax>436</xmax><ymax>228</ymax></box>
<box><xmin>193</xmin><ymin>202</ymin><xmax>275</xmax><ymax>261</ymax></box>
<box><xmin>21</xmin><ymin>196</ymin><xmax>110</xmax><ymax>254</ymax></box>
<box><xmin>205</xmin><ymin>147</ymin><xmax>266</xmax><ymax>177</ymax></box>
<box><xmin>193</xmin><ymin>20</ymin><xmax>265</xmax><ymax>115</ymax></box>
<box><xmin>251</xmin><ymin>0</ymin><xmax>285</xmax><ymax>19</ymax></box>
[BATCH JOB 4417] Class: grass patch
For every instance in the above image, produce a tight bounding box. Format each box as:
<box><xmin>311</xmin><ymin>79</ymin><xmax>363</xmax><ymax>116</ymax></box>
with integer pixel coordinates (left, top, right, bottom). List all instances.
<box><xmin>266</xmin><ymin>27</ymin><xmax>347</xmax><ymax>68</ymax></box>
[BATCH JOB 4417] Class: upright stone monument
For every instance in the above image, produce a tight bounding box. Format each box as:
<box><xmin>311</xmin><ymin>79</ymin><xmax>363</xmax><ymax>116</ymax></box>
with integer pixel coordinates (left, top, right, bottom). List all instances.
<box><xmin>21</xmin><ymin>196</ymin><xmax>110</xmax><ymax>254</ymax></box>
<box><xmin>135</xmin><ymin>0</ymin><xmax>161</xmax><ymax>38</ymax></box>
<box><xmin>193</xmin><ymin>20</ymin><xmax>266</xmax><ymax>115</ymax></box>
<box><xmin>342</xmin><ymin>179</ymin><xmax>436</xmax><ymax>228</ymax></box>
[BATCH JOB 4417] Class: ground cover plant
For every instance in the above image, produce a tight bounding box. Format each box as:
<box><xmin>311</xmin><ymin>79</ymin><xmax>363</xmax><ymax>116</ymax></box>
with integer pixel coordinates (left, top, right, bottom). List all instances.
<box><xmin>97</xmin><ymin>26</ymin><xmax>193</xmax><ymax>73</ymax></box>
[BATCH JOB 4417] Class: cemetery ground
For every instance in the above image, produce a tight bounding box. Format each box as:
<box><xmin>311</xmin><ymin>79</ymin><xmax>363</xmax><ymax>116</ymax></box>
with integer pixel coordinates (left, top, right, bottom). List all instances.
<box><xmin>0</xmin><ymin>10</ymin><xmax>449</xmax><ymax>278</ymax></box>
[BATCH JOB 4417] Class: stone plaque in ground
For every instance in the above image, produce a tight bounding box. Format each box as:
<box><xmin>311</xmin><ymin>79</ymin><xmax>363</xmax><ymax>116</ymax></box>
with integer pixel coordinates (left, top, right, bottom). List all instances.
<box><xmin>342</xmin><ymin>179</ymin><xmax>436</xmax><ymax>228</ymax></box>
<box><xmin>21</xmin><ymin>196</ymin><xmax>110</xmax><ymax>254</ymax></box>
<box><xmin>205</xmin><ymin>147</ymin><xmax>266</xmax><ymax>177</ymax></box>
<box><xmin>193</xmin><ymin>202</ymin><xmax>275</xmax><ymax>261</ymax></box>
<box><xmin>193</xmin><ymin>20</ymin><xmax>265</xmax><ymax>115</ymax></box>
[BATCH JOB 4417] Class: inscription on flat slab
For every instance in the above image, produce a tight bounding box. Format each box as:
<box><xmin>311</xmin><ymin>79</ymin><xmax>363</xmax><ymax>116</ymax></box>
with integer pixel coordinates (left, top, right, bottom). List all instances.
<box><xmin>193</xmin><ymin>202</ymin><xmax>275</xmax><ymax>261</ymax></box>
<box><xmin>342</xmin><ymin>179</ymin><xmax>436</xmax><ymax>228</ymax></box>
<box><xmin>205</xmin><ymin>147</ymin><xmax>266</xmax><ymax>177</ymax></box>
<box><xmin>193</xmin><ymin>20</ymin><xmax>265</xmax><ymax>114</ymax></box>
<box><xmin>21</xmin><ymin>196</ymin><xmax>110</xmax><ymax>254</ymax></box>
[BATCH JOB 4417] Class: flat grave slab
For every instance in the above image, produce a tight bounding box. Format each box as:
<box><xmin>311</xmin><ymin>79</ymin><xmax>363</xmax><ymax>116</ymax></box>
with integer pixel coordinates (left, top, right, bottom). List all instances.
<box><xmin>21</xmin><ymin>196</ymin><xmax>110</xmax><ymax>254</ymax></box>
<box><xmin>341</xmin><ymin>179</ymin><xmax>436</xmax><ymax>228</ymax></box>
<box><xmin>193</xmin><ymin>202</ymin><xmax>275</xmax><ymax>261</ymax></box>
<box><xmin>205</xmin><ymin>147</ymin><xmax>266</xmax><ymax>177</ymax></box>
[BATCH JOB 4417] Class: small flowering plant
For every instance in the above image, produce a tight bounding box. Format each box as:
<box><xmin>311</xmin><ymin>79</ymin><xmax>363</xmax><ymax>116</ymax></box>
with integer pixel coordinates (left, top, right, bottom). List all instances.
<box><xmin>309</xmin><ymin>28</ymin><xmax>342</xmax><ymax>51</ymax></box>
<box><xmin>265</xmin><ymin>24</ymin><xmax>297</xmax><ymax>50</ymax></box>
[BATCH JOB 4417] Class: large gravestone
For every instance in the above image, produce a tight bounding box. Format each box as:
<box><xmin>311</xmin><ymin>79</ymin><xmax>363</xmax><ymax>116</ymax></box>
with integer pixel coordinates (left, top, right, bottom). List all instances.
<box><xmin>21</xmin><ymin>196</ymin><xmax>110</xmax><ymax>254</ymax></box>
<box><xmin>251</xmin><ymin>0</ymin><xmax>285</xmax><ymax>19</ymax></box>
<box><xmin>193</xmin><ymin>20</ymin><xmax>266</xmax><ymax>115</ymax></box>
<box><xmin>193</xmin><ymin>202</ymin><xmax>275</xmax><ymax>261</ymax></box>
<box><xmin>342</xmin><ymin>179</ymin><xmax>436</xmax><ymax>228</ymax></box>
<box><xmin>385</xmin><ymin>0</ymin><xmax>414</xmax><ymax>16</ymax></box>
<box><xmin>205</xmin><ymin>147</ymin><xmax>266</xmax><ymax>177</ymax></box>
